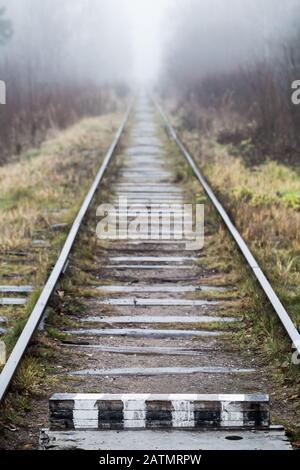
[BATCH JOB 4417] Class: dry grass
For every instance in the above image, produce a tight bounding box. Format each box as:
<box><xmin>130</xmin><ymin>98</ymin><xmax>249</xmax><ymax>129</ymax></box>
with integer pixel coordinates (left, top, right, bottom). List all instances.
<box><xmin>0</xmin><ymin>113</ymin><xmax>123</xmax><ymax>249</ymax></box>
<box><xmin>170</xmin><ymin>118</ymin><xmax>300</xmax><ymax>329</ymax></box>
<box><xmin>0</xmin><ymin>109</ymin><xmax>124</xmax><ymax>360</ymax></box>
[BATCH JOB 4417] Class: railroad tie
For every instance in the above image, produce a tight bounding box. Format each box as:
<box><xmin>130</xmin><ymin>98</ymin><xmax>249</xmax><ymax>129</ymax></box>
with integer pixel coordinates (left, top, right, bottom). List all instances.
<box><xmin>49</xmin><ymin>393</ymin><xmax>270</xmax><ymax>431</ymax></box>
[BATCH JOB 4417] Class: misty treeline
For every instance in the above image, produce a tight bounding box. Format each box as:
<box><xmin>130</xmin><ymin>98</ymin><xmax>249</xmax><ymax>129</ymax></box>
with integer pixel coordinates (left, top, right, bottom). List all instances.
<box><xmin>0</xmin><ymin>0</ymin><xmax>132</xmax><ymax>163</ymax></box>
<box><xmin>163</xmin><ymin>0</ymin><xmax>300</xmax><ymax>164</ymax></box>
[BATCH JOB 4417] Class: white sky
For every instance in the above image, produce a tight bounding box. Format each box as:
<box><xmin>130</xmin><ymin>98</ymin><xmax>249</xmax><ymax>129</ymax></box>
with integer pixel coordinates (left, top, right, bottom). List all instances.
<box><xmin>124</xmin><ymin>0</ymin><xmax>172</xmax><ymax>83</ymax></box>
<box><xmin>2</xmin><ymin>0</ymin><xmax>172</xmax><ymax>84</ymax></box>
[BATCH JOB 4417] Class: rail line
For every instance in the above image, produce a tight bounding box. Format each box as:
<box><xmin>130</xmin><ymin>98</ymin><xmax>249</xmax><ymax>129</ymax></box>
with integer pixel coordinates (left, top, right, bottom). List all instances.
<box><xmin>0</xmin><ymin>100</ymin><xmax>133</xmax><ymax>402</ymax></box>
<box><xmin>0</xmin><ymin>93</ymin><xmax>300</xmax><ymax>450</ymax></box>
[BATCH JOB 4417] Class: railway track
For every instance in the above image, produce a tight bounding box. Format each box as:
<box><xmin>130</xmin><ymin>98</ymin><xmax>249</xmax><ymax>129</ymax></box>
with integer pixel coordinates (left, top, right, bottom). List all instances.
<box><xmin>0</xmin><ymin>94</ymin><xmax>297</xmax><ymax>450</ymax></box>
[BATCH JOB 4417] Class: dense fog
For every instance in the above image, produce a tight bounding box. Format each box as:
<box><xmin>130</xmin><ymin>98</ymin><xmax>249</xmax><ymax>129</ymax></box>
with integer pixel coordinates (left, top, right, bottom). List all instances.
<box><xmin>0</xmin><ymin>0</ymin><xmax>134</xmax><ymax>84</ymax></box>
<box><xmin>0</xmin><ymin>1</ymin><xmax>139</xmax><ymax>162</ymax></box>
<box><xmin>160</xmin><ymin>0</ymin><xmax>300</xmax><ymax>170</ymax></box>
<box><xmin>163</xmin><ymin>0</ymin><xmax>300</xmax><ymax>85</ymax></box>
<box><xmin>0</xmin><ymin>0</ymin><xmax>299</xmax><ymax>162</ymax></box>
<box><xmin>1</xmin><ymin>0</ymin><xmax>300</xmax><ymax>88</ymax></box>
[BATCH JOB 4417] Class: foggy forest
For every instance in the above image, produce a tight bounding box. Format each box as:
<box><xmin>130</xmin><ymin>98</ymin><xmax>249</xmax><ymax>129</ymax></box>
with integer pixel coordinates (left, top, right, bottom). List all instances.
<box><xmin>0</xmin><ymin>0</ymin><xmax>300</xmax><ymax>454</ymax></box>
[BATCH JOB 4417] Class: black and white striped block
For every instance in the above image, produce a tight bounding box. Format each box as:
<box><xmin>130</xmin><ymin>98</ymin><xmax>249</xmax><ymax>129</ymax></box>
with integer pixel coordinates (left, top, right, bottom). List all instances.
<box><xmin>49</xmin><ymin>394</ymin><xmax>269</xmax><ymax>430</ymax></box>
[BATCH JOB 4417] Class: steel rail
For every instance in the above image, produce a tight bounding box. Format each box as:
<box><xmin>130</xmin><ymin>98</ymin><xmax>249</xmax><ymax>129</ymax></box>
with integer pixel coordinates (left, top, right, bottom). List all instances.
<box><xmin>154</xmin><ymin>98</ymin><xmax>300</xmax><ymax>356</ymax></box>
<box><xmin>0</xmin><ymin>100</ymin><xmax>133</xmax><ymax>403</ymax></box>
